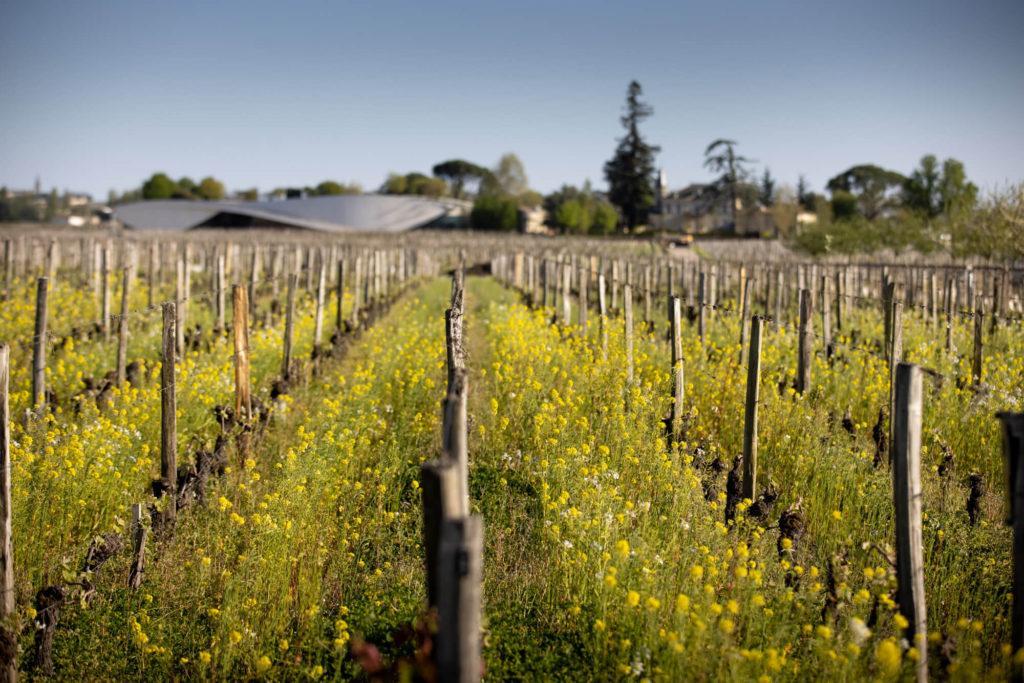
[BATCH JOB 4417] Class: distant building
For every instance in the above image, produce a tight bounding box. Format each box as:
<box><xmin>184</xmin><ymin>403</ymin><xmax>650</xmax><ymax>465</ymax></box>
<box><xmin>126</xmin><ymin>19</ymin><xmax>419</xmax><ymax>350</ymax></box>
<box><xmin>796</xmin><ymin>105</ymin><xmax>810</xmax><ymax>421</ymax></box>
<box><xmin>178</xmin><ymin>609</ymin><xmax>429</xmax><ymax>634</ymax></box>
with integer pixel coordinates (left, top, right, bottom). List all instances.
<box><xmin>650</xmin><ymin>170</ymin><xmax>771</xmax><ymax>236</ymax></box>
<box><xmin>114</xmin><ymin>194</ymin><xmax>470</xmax><ymax>232</ymax></box>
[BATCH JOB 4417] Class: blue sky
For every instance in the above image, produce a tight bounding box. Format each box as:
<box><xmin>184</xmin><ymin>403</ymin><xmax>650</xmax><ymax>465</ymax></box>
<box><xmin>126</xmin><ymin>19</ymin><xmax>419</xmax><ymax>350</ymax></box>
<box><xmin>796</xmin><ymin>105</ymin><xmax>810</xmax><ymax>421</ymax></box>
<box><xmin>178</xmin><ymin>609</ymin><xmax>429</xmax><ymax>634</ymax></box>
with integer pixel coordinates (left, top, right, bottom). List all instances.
<box><xmin>2</xmin><ymin>0</ymin><xmax>1022</xmax><ymax>199</ymax></box>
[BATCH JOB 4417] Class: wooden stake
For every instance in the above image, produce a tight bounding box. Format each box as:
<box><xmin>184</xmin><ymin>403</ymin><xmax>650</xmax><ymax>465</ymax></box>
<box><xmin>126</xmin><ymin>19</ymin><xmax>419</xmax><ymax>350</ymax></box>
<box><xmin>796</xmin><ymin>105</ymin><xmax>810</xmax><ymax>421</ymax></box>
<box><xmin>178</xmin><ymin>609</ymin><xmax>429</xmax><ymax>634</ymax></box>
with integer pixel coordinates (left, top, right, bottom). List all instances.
<box><xmin>892</xmin><ymin>362</ymin><xmax>927</xmax><ymax>682</ymax></box>
<box><xmin>128</xmin><ymin>503</ymin><xmax>147</xmax><ymax>591</ymax></box>
<box><xmin>997</xmin><ymin>412</ymin><xmax>1024</xmax><ymax>680</ymax></box>
<box><xmin>972</xmin><ymin>305</ymin><xmax>984</xmax><ymax>387</ymax></box>
<box><xmin>796</xmin><ymin>288</ymin><xmax>813</xmax><ymax>395</ymax></box>
<box><xmin>101</xmin><ymin>244</ymin><xmax>111</xmax><ymax>341</ymax></box>
<box><xmin>624</xmin><ymin>284</ymin><xmax>634</xmax><ymax>385</ymax></box>
<box><xmin>598</xmin><ymin>273</ymin><xmax>608</xmax><ymax>360</ymax></box>
<box><xmin>335</xmin><ymin>258</ymin><xmax>346</xmax><ymax>334</ymax></box>
<box><xmin>160</xmin><ymin>302</ymin><xmax>177</xmax><ymax>528</ymax></box>
<box><xmin>741</xmin><ymin>316</ymin><xmax>763</xmax><ymax>500</ymax></box>
<box><xmin>32</xmin><ymin>277</ymin><xmax>48</xmax><ymax>413</ymax></box>
<box><xmin>0</xmin><ymin>344</ymin><xmax>16</xmax><ymax>682</ymax></box>
<box><xmin>314</xmin><ymin>259</ymin><xmax>326</xmax><ymax>347</ymax></box>
<box><xmin>282</xmin><ymin>273</ymin><xmax>297</xmax><ymax>381</ymax></box>
<box><xmin>578</xmin><ymin>266</ymin><xmax>588</xmax><ymax>334</ymax></box>
<box><xmin>116</xmin><ymin>267</ymin><xmax>131</xmax><ymax>386</ymax></box>
<box><xmin>436</xmin><ymin>515</ymin><xmax>483</xmax><ymax>683</ymax></box>
<box><xmin>421</xmin><ymin>460</ymin><xmax>462</xmax><ymax>611</ymax></box>
<box><xmin>233</xmin><ymin>285</ymin><xmax>251</xmax><ymax>422</ymax></box>
<box><xmin>669</xmin><ymin>297</ymin><xmax>684</xmax><ymax>445</ymax></box>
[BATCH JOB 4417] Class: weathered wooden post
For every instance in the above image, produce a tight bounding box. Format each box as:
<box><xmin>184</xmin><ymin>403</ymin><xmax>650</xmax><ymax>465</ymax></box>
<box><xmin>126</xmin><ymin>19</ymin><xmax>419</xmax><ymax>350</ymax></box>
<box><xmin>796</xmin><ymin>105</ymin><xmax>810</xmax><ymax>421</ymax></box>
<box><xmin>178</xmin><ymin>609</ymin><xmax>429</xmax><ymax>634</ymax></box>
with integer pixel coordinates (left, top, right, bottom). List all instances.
<box><xmin>561</xmin><ymin>262</ymin><xmax>571</xmax><ymax>326</ymax></box>
<box><xmin>161</xmin><ymin>302</ymin><xmax>177</xmax><ymax>528</ymax></box>
<box><xmin>820</xmin><ymin>275</ymin><xmax>832</xmax><ymax>359</ymax></box>
<box><xmin>421</xmin><ymin>460</ymin><xmax>462</xmax><ymax>610</ymax></box>
<box><xmin>796</xmin><ymin>289</ymin><xmax>813</xmax><ymax>395</ymax></box>
<box><xmin>32</xmin><ymin>277</ymin><xmax>48</xmax><ymax>414</ymax></box>
<box><xmin>738</xmin><ymin>276</ymin><xmax>752</xmax><ymax>361</ymax></box>
<box><xmin>442</xmin><ymin>368</ymin><xmax>470</xmax><ymax>515</ymax></box>
<box><xmin>436</xmin><ymin>516</ymin><xmax>483</xmax><ymax>683</ymax></box>
<box><xmin>350</xmin><ymin>257</ymin><xmax>362</xmax><ymax>330</ymax></box>
<box><xmin>233</xmin><ymin>286</ymin><xmax>251</xmax><ymax>422</ymax></box>
<box><xmin>116</xmin><ymin>267</ymin><xmax>131</xmax><ymax>386</ymax></box>
<box><xmin>598</xmin><ymin>273</ymin><xmax>608</xmax><ymax>360</ymax></box>
<box><xmin>892</xmin><ymin>362</ymin><xmax>927</xmax><ymax>682</ymax></box>
<box><xmin>997</xmin><ymin>412</ymin><xmax>1024</xmax><ymax>681</ymax></box>
<box><xmin>624</xmin><ymin>284</ymin><xmax>634</xmax><ymax>385</ymax></box>
<box><xmin>101</xmin><ymin>243</ymin><xmax>111</xmax><ymax>341</ymax></box>
<box><xmin>972</xmin><ymin>304</ymin><xmax>984</xmax><ymax>387</ymax></box>
<box><xmin>945</xmin><ymin>278</ymin><xmax>956</xmax><ymax>353</ymax></box>
<box><xmin>128</xmin><ymin>503</ymin><xmax>147</xmax><ymax>591</ymax></box>
<box><xmin>697</xmin><ymin>272</ymin><xmax>707</xmax><ymax>346</ymax></box>
<box><xmin>0</xmin><ymin>344</ymin><xmax>16</xmax><ymax>682</ymax></box>
<box><xmin>668</xmin><ymin>297</ymin><xmax>685</xmax><ymax>446</ymax></box>
<box><xmin>313</xmin><ymin>259</ymin><xmax>326</xmax><ymax>348</ymax></box>
<box><xmin>335</xmin><ymin>258</ymin><xmax>346</xmax><ymax>335</ymax></box>
<box><xmin>578</xmin><ymin>266</ymin><xmax>588</xmax><ymax>335</ymax></box>
<box><xmin>282</xmin><ymin>273</ymin><xmax>297</xmax><ymax>381</ymax></box>
<box><xmin>215</xmin><ymin>253</ymin><xmax>226</xmax><ymax>333</ymax></box>
<box><xmin>741</xmin><ymin>316</ymin><xmax>763</xmax><ymax>501</ymax></box>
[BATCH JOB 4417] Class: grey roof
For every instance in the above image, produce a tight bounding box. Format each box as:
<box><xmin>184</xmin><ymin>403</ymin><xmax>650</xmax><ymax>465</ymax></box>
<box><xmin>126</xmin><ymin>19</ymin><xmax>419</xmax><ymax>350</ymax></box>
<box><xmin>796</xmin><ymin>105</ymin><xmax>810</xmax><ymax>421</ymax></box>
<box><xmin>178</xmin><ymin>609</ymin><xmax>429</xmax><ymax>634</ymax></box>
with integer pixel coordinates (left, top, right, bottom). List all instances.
<box><xmin>114</xmin><ymin>194</ymin><xmax>462</xmax><ymax>232</ymax></box>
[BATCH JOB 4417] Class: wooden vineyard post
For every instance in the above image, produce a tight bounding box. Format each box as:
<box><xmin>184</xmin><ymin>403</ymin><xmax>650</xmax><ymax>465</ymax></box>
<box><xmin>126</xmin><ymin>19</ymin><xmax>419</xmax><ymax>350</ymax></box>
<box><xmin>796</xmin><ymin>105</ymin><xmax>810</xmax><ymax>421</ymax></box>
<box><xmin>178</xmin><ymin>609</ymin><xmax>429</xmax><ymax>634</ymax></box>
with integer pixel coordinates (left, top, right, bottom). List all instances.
<box><xmin>421</xmin><ymin>460</ymin><xmax>462</xmax><ymax>610</ymax></box>
<box><xmin>820</xmin><ymin>275</ymin><xmax>832</xmax><ymax>359</ymax></box>
<box><xmin>624</xmin><ymin>284</ymin><xmax>634</xmax><ymax>385</ymax></box>
<box><xmin>598</xmin><ymin>273</ymin><xmax>608</xmax><ymax>360</ymax></box>
<box><xmin>437</xmin><ymin>516</ymin><xmax>483</xmax><ymax>683</ymax></box>
<box><xmin>282</xmin><ymin>273</ymin><xmax>297</xmax><ymax>381</ymax></box>
<box><xmin>643</xmin><ymin>266</ymin><xmax>653</xmax><ymax>330</ymax></box>
<box><xmin>892</xmin><ymin>363</ymin><xmax>927</xmax><ymax>682</ymax></box>
<box><xmin>578</xmin><ymin>266</ymin><xmax>588</xmax><ymax>335</ymax></box>
<box><xmin>350</xmin><ymin>257</ymin><xmax>362</xmax><ymax>330</ymax></box>
<box><xmin>741</xmin><ymin>316</ymin><xmax>763</xmax><ymax>501</ymax></box>
<box><xmin>669</xmin><ymin>297</ymin><xmax>684</xmax><ymax>445</ymax></box>
<box><xmin>561</xmin><ymin>262</ymin><xmax>571</xmax><ymax>327</ymax></box>
<box><xmin>972</xmin><ymin>305</ymin><xmax>984</xmax><ymax>387</ymax></box>
<box><xmin>997</xmin><ymin>412</ymin><xmax>1024</xmax><ymax>681</ymax></box>
<box><xmin>889</xmin><ymin>299</ymin><xmax>903</xmax><ymax>461</ymax></box>
<box><xmin>128</xmin><ymin>503</ymin><xmax>147</xmax><ymax>591</ymax></box>
<box><xmin>32</xmin><ymin>277</ymin><xmax>48</xmax><ymax>415</ymax></box>
<box><xmin>314</xmin><ymin>259</ymin><xmax>326</xmax><ymax>348</ymax></box>
<box><xmin>215</xmin><ymin>253</ymin><xmax>226</xmax><ymax>333</ymax></box>
<box><xmin>101</xmin><ymin>244</ymin><xmax>111</xmax><ymax>341</ymax></box>
<box><xmin>697</xmin><ymin>272</ymin><xmax>707</xmax><ymax>346</ymax></box>
<box><xmin>335</xmin><ymin>259</ymin><xmax>346</xmax><ymax>335</ymax></box>
<box><xmin>0</xmin><ymin>344</ymin><xmax>16</xmax><ymax>683</ymax></box>
<box><xmin>774</xmin><ymin>270</ymin><xmax>784</xmax><ymax>324</ymax></box>
<box><xmin>834</xmin><ymin>270</ymin><xmax>845</xmax><ymax>331</ymax></box>
<box><xmin>442</xmin><ymin>369</ymin><xmax>470</xmax><ymax>515</ymax></box>
<box><xmin>233</xmin><ymin>286</ymin><xmax>251</xmax><ymax>422</ymax></box>
<box><xmin>160</xmin><ymin>302</ymin><xmax>177</xmax><ymax>529</ymax></box>
<box><xmin>738</xmin><ymin>276</ymin><xmax>752</xmax><ymax>362</ymax></box>
<box><xmin>796</xmin><ymin>289</ymin><xmax>813</xmax><ymax>395</ymax></box>
<box><xmin>175</xmin><ymin>254</ymin><xmax>185</xmax><ymax>356</ymax></box>
<box><xmin>116</xmin><ymin>267</ymin><xmax>131</xmax><ymax>386</ymax></box>
<box><xmin>945</xmin><ymin>278</ymin><xmax>956</xmax><ymax>353</ymax></box>
<box><xmin>147</xmin><ymin>242</ymin><xmax>157</xmax><ymax>309</ymax></box>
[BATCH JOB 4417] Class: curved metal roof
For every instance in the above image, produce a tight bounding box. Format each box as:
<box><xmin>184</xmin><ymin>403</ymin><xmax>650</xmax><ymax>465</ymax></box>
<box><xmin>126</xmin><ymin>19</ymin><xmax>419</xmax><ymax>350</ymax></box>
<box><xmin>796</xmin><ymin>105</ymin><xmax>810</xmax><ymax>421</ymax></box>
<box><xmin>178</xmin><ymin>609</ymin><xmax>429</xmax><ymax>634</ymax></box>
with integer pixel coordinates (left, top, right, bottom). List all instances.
<box><xmin>114</xmin><ymin>194</ymin><xmax>459</xmax><ymax>232</ymax></box>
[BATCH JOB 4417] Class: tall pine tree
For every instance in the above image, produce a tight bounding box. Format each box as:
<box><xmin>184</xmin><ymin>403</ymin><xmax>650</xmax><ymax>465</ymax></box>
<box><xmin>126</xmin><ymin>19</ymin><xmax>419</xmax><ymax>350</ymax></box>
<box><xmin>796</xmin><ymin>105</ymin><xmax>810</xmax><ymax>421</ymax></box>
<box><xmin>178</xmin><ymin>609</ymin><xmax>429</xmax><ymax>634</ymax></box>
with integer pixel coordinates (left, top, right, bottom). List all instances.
<box><xmin>604</xmin><ymin>81</ymin><xmax>660</xmax><ymax>231</ymax></box>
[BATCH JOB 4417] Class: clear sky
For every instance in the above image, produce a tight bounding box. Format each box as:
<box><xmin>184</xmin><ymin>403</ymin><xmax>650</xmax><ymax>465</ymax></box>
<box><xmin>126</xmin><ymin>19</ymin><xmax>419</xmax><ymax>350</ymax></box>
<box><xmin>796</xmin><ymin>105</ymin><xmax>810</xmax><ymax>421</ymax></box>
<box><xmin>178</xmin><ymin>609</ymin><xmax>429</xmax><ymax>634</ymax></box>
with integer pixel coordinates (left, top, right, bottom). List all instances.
<box><xmin>2</xmin><ymin>0</ymin><xmax>1022</xmax><ymax>200</ymax></box>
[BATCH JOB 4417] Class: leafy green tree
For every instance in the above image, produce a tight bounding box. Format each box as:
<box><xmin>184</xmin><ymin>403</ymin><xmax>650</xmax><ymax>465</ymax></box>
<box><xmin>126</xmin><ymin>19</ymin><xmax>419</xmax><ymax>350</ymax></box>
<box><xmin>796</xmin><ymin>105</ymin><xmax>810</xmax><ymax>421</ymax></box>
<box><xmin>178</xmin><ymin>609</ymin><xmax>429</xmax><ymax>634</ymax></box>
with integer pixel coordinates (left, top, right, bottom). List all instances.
<box><xmin>759</xmin><ymin>168</ymin><xmax>775</xmax><ymax>207</ymax></box>
<box><xmin>470</xmin><ymin>195</ymin><xmax>518</xmax><ymax>231</ymax></box>
<box><xmin>45</xmin><ymin>188</ymin><xmax>59</xmax><ymax>221</ymax></box>
<box><xmin>175</xmin><ymin>177</ymin><xmax>197</xmax><ymax>199</ymax></box>
<box><xmin>432</xmin><ymin>159</ymin><xmax>491</xmax><ymax>199</ymax></box>
<box><xmin>826</xmin><ymin>164</ymin><xmax>905</xmax><ymax>220</ymax></box>
<box><xmin>903</xmin><ymin>155</ymin><xmax>942</xmax><ymax>217</ymax></box>
<box><xmin>489</xmin><ymin>153</ymin><xmax>529</xmax><ymax>197</ymax></box>
<box><xmin>236</xmin><ymin>188</ymin><xmax>259</xmax><ymax>201</ymax></box>
<box><xmin>939</xmin><ymin>158</ymin><xmax>977</xmax><ymax>216</ymax></box>
<box><xmin>591</xmin><ymin>201</ymin><xmax>619</xmax><ymax>235</ymax></box>
<box><xmin>703</xmin><ymin>139</ymin><xmax>751</xmax><ymax>229</ymax></box>
<box><xmin>312</xmin><ymin>180</ymin><xmax>361</xmax><ymax>196</ymax></box>
<box><xmin>797</xmin><ymin>175</ymin><xmax>813</xmax><ymax>210</ymax></box>
<box><xmin>142</xmin><ymin>173</ymin><xmax>178</xmax><ymax>200</ymax></box>
<box><xmin>603</xmin><ymin>81</ymin><xmax>659</xmax><ymax>231</ymax></box>
<box><xmin>196</xmin><ymin>177</ymin><xmax>226</xmax><ymax>200</ymax></box>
